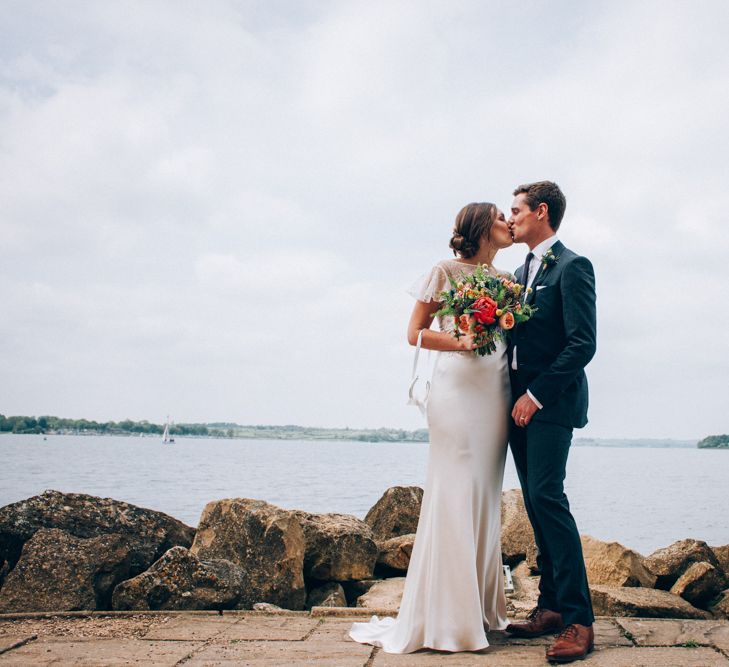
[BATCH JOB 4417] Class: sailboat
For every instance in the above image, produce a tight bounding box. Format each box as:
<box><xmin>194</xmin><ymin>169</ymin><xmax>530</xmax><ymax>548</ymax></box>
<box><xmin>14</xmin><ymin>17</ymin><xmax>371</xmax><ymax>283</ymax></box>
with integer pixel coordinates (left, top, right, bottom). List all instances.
<box><xmin>162</xmin><ymin>417</ymin><xmax>175</xmax><ymax>444</ymax></box>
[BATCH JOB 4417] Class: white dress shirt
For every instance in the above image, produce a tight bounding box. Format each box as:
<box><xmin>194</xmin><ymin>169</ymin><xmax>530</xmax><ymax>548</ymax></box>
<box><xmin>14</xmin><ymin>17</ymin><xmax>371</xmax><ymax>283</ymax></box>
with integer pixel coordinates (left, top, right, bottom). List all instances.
<box><xmin>512</xmin><ymin>235</ymin><xmax>559</xmax><ymax>409</ymax></box>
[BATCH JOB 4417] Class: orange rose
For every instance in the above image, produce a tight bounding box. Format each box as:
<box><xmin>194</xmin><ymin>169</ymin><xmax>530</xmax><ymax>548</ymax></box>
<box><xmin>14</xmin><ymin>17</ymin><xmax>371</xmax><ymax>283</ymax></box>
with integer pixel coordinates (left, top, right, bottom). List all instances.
<box><xmin>499</xmin><ymin>312</ymin><xmax>515</xmax><ymax>330</ymax></box>
<box><xmin>458</xmin><ymin>314</ymin><xmax>471</xmax><ymax>333</ymax></box>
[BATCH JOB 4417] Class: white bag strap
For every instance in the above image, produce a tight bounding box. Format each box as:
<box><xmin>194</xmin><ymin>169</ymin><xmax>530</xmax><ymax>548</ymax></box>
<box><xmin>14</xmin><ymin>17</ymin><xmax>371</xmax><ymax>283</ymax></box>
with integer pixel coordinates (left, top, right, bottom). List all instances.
<box><xmin>407</xmin><ymin>329</ymin><xmax>430</xmax><ymax>416</ymax></box>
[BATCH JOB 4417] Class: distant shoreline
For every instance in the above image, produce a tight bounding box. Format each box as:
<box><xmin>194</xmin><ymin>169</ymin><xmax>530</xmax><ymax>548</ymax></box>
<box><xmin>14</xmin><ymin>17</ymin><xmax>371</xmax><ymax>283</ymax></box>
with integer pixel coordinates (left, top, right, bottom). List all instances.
<box><xmin>0</xmin><ymin>414</ymin><xmax>712</xmax><ymax>447</ymax></box>
<box><xmin>0</xmin><ymin>431</ymin><xmax>700</xmax><ymax>448</ymax></box>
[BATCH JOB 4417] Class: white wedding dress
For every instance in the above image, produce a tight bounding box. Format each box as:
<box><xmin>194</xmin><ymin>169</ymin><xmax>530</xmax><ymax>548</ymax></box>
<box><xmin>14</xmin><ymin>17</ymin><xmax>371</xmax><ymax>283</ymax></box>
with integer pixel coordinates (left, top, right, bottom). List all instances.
<box><xmin>349</xmin><ymin>259</ymin><xmax>510</xmax><ymax>653</ymax></box>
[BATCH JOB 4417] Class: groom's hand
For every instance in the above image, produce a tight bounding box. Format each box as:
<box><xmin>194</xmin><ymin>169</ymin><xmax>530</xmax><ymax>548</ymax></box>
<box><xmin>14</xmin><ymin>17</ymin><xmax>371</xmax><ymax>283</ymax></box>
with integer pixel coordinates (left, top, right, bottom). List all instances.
<box><xmin>512</xmin><ymin>394</ymin><xmax>539</xmax><ymax>427</ymax></box>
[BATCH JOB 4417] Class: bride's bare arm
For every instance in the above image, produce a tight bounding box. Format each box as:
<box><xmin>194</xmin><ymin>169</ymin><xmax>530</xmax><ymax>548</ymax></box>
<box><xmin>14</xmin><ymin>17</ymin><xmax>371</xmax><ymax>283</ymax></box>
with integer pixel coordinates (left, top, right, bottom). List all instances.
<box><xmin>407</xmin><ymin>300</ymin><xmax>477</xmax><ymax>352</ymax></box>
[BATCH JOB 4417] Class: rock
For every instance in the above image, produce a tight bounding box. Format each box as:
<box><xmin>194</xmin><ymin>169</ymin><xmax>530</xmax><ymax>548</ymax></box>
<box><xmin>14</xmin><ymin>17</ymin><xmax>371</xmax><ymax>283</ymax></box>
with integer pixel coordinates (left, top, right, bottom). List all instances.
<box><xmin>708</xmin><ymin>589</ymin><xmax>729</xmax><ymax>619</ymax></box>
<box><xmin>190</xmin><ymin>498</ymin><xmax>305</xmax><ymax>610</ymax></box>
<box><xmin>711</xmin><ymin>545</ymin><xmax>729</xmax><ymax>577</ymax></box>
<box><xmin>670</xmin><ymin>561</ymin><xmax>725</xmax><ymax>608</ymax></box>
<box><xmin>111</xmin><ymin>546</ymin><xmax>245</xmax><ymax>611</ymax></box>
<box><xmin>589</xmin><ymin>584</ymin><xmax>710</xmax><ymax>619</ymax></box>
<box><xmin>364</xmin><ymin>487</ymin><xmax>423</xmax><ymax>541</ymax></box>
<box><xmin>293</xmin><ymin>512</ymin><xmax>378</xmax><ymax>582</ymax></box>
<box><xmin>306</xmin><ymin>582</ymin><xmax>347</xmax><ymax>609</ymax></box>
<box><xmin>0</xmin><ymin>528</ymin><xmax>134</xmax><ymax>612</ymax></box>
<box><xmin>252</xmin><ymin>602</ymin><xmax>282</xmax><ymax>611</ymax></box>
<box><xmin>376</xmin><ymin>534</ymin><xmax>415</xmax><ymax>572</ymax></box>
<box><xmin>500</xmin><ymin>488</ymin><xmax>536</xmax><ymax>567</ymax></box>
<box><xmin>526</xmin><ymin>542</ymin><xmax>540</xmax><ymax>574</ymax></box>
<box><xmin>581</xmin><ymin>535</ymin><xmax>656</xmax><ymax>588</ymax></box>
<box><xmin>0</xmin><ymin>491</ymin><xmax>194</xmax><ymax>576</ymax></box>
<box><xmin>341</xmin><ymin>578</ymin><xmax>382</xmax><ymax>606</ymax></box>
<box><xmin>509</xmin><ymin>561</ymin><xmax>540</xmax><ymax>616</ymax></box>
<box><xmin>645</xmin><ymin>539</ymin><xmax>723</xmax><ymax>590</ymax></box>
<box><xmin>356</xmin><ymin>577</ymin><xmax>405</xmax><ymax>611</ymax></box>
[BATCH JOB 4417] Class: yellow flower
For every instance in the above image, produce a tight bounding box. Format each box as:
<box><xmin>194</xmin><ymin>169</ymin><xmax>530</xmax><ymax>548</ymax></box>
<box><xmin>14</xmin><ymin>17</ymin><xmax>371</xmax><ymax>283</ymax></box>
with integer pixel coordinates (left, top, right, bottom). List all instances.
<box><xmin>496</xmin><ymin>309</ymin><xmax>503</xmax><ymax>316</ymax></box>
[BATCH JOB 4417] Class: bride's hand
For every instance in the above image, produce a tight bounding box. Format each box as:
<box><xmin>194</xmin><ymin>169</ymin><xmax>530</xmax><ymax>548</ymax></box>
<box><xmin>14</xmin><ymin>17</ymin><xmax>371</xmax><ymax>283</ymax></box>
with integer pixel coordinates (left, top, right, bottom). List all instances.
<box><xmin>457</xmin><ymin>334</ymin><xmax>478</xmax><ymax>351</ymax></box>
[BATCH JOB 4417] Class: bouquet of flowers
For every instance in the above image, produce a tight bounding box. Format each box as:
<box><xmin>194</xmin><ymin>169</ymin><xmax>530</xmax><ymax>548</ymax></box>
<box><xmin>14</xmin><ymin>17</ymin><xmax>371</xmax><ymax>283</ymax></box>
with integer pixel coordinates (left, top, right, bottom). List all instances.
<box><xmin>434</xmin><ymin>264</ymin><xmax>535</xmax><ymax>356</ymax></box>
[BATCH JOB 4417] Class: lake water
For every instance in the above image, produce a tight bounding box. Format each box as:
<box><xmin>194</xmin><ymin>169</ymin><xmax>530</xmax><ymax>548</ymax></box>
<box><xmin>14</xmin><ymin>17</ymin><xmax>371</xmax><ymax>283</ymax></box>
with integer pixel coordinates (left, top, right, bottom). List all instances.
<box><xmin>1</xmin><ymin>434</ymin><xmax>727</xmax><ymax>555</ymax></box>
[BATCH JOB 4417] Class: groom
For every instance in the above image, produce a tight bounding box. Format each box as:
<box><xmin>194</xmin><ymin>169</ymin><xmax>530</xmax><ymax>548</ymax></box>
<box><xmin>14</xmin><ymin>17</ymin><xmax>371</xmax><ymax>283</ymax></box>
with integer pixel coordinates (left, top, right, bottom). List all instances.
<box><xmin>505</xmin><ymin>181</ymin><xmax>597</xmax><ymax>663</ymax></box>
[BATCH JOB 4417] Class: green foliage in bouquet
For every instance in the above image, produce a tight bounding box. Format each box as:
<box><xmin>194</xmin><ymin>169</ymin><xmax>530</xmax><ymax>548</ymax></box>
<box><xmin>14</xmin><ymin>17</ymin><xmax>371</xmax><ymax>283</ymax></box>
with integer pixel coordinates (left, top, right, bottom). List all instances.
<box><xmin>434</xmin><ymin>264</ymin><xmax>536</xmax><ymax>356</ymax></box>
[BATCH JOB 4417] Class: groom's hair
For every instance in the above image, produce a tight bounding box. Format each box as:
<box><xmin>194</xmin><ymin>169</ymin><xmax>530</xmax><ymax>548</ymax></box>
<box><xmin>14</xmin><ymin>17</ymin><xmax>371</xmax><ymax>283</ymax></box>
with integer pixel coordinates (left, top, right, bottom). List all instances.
<box><xmin>513</xmin><ymin>181</ymin><xmax>566</xmax><ymax>231</ymax></box>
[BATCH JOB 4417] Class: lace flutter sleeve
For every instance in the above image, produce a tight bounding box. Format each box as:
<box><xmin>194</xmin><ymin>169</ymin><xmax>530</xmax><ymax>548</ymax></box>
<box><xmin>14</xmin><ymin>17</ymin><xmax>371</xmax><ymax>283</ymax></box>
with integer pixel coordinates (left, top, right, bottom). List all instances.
<box><xmin>407</xmin><ymin>264</ymin><xmax>450</xmax><ymax>303</ymax></box>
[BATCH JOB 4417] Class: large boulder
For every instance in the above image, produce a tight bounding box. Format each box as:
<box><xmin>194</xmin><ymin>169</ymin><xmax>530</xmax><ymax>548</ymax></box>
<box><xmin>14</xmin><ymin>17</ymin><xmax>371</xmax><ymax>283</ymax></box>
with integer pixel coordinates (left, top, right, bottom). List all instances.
<box><xmin>669</xmin><ymin>561</ymin><xmax>725</xmax><ymax>608</ymax></box>
<box><xmin>0</xmin><ymin>528</ymin><xmax>134</xmax><ymax>612</ymax></box>
<box><xmin>581</xmin><ymin>535</ymin><xmax>656</xmax><ymax>588</ymax></box>
<box><xmin>306</xmin><ymin>582</ymin><xmax>347</xmax><ymax>609</ymax></box>
<box><xmin>0</xmin><ymin>491</ymin><xmax>194</xmax><ymax>576</ymax></box>
<box><xmin>356</xmin><ymin>577</ymin><xmax>405</xmax><ymax>611</ymax></box>
<box><xmin>376</xmin><ymin>534</ymin><xmax>415</xmax><ymax>572</ymax></box>
<box><xmin>112</xmin><ymin>546</ymin><xmax>245</xmax><ymax>611</ymax></box>
<box><xmin>589</xmin><ymin>584</ymin><xmax>710</xmax><ymax>619</ymax></box>
<box><xmin>293</xmin><ymin>512</ymin><xmax>378</xmax><ymax>582</ymax></box>
<box><xmin>500</xmin><ymin>488</ymin><xmax>537</xmax><ymax>567</ymax></box>
<box><xmin>190</xmin><ymin>498</ymin><xmax>305</xmax><ymax>610</ymax></box>
<box><xmin>645</xmin><ymin>539</ymin><xmax>723</xmax><ymax>589</ymax></box>
<box><xmin>364</xmin><ymin>487</ymin><xmax>423</xmax><ymax>541</ymax></box>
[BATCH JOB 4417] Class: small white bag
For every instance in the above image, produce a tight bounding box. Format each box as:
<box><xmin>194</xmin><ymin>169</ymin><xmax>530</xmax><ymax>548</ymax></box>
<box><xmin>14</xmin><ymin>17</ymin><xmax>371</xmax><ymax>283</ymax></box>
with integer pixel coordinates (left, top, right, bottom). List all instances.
<box><xmin>407</xmin><ymin>329</ymin><xmax>430</xmax><ymax>417</ymax></box>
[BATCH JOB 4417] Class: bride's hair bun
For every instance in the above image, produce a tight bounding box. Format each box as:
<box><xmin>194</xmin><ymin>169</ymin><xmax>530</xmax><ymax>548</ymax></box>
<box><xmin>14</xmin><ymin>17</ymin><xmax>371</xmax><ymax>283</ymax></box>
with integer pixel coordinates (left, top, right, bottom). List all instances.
<box><xmin>449</xmin><ymin>233</ymin><xmax>477</xmax><ymax>258</ymax></box>
<box><xmin>450</xmin><ymin>202</ymin><xmax>497</xmax><ymax>259</ymax></box>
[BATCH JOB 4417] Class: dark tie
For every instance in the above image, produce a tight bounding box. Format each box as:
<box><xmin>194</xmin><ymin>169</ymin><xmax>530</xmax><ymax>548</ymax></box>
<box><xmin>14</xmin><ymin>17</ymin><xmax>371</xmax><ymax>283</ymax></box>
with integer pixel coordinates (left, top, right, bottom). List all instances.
<box><xmin>521</xmin><ymin>252</ymin><xmax>534</xmax><ymax>291</ymax></box>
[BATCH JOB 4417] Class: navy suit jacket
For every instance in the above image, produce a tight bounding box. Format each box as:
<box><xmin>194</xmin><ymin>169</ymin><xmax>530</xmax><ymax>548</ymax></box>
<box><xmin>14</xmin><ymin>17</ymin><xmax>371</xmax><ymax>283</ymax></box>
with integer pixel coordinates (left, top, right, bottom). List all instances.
<box><xmin>508</xmin><ymin>241</ymin><xmax>597</xmax><ymax>429</ymax></box>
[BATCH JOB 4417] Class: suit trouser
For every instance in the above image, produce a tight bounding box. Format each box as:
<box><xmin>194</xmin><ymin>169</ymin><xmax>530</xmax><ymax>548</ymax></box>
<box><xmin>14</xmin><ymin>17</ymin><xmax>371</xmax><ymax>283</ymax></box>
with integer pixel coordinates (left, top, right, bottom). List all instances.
<box><xmin>509</xmin><ymin>419</ymin><xmax>594</xmax><ymax>627</ymax></box>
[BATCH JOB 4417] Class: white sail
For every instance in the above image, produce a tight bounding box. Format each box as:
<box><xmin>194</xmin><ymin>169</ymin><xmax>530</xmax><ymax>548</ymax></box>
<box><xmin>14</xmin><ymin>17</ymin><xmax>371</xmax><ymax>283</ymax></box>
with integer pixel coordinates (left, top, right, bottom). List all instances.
<box><xmin>163</xmin><ymin>416</ymin><xmax>174</xmax><ymax>443</ymax></box>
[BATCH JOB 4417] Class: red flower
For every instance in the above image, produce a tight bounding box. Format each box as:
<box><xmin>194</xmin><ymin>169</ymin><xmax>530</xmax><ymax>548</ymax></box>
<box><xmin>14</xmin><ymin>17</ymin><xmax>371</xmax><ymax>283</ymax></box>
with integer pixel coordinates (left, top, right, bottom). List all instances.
<box><xmin>471</xmin><ymin>296</ymin><xmax>498</xmax><ymax>325</ymax></box>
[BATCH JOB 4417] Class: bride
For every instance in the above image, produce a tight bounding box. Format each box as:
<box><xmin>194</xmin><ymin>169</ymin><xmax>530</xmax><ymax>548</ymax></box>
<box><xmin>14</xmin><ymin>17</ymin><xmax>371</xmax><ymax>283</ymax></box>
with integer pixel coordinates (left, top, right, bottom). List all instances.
<box><xmin>349</xmin><ymin>202</ymin><xmax>515</xmax><ymax>654</ymax></box>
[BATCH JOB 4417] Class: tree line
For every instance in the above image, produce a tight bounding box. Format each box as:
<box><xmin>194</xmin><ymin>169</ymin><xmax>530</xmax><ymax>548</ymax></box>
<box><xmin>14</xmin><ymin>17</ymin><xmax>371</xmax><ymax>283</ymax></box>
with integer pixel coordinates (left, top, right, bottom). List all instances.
<box><xmin>0</xmin><ymin>415</ymin><xmax>428</xmax><ymax>442</ymax></box>
<box><xmin>697</xmin><ymin>434</ymin><xmax>729</xmax><ymax>449</ymax></box>
<box><xmin>0</xmin><ymin>414</ymin><xmax>210</xmax><ymax>436</ymax></box>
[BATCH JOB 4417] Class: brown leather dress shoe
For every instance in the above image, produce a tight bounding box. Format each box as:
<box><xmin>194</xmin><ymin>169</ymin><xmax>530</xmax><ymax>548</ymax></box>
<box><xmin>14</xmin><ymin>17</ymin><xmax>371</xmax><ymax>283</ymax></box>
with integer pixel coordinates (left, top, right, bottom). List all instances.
<box><xmin>546</xmin><ymin>624</ymin><xmax>594</xmax><ymax>663</ymax></box>
<box><xmin>505</xmin><ymin>607</ymin><xmax>564</xmax><ymax>638</ymax></box>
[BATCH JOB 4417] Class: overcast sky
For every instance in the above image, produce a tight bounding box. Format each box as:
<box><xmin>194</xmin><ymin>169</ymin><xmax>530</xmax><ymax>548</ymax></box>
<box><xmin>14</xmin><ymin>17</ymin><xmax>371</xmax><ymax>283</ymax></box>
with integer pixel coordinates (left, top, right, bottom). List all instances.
<box><xmin>1</xmin><ymin>0</ymin><xmax>727</xmax><ymax>439</ymax></box>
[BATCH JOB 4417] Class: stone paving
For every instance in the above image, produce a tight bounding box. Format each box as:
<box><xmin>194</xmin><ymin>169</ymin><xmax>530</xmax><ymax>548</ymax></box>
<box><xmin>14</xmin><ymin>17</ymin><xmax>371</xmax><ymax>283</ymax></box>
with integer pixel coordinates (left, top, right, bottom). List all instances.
<box><xmin>0</xmin><ymin>611</ymin><xmax>728</xmax><ymax>666</ymax></box>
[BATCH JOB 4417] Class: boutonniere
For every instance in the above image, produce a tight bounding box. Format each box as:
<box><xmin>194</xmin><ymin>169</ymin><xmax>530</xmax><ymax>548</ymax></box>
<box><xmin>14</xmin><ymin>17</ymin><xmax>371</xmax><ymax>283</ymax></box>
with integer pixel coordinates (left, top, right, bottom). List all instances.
<box><xmin>541</xmin><ymin>248</ymin><xmax>559</xmax><ymax>271</ymax></box>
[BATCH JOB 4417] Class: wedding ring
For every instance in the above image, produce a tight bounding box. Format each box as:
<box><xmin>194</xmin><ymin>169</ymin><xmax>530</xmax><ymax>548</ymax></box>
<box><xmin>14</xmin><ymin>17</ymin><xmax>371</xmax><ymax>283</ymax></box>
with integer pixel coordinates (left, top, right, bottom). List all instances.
<box><xmin>520</xmin><ymin>417</ymin><xmax>526</xmax><ymax>422</ymax></box>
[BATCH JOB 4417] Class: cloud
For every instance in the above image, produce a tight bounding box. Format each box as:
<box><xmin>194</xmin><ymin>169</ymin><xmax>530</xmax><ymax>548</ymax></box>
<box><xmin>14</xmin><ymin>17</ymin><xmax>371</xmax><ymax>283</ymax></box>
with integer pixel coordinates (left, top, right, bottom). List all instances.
<box><xmin>194</xmin><ymin>250</ymin><xmax>342</xmax><ymax>293</ymax></box>
<box><xmin>1</xmin><ymin>0</ymin><xmax>728</xmax><ymax>438</ymax></box>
